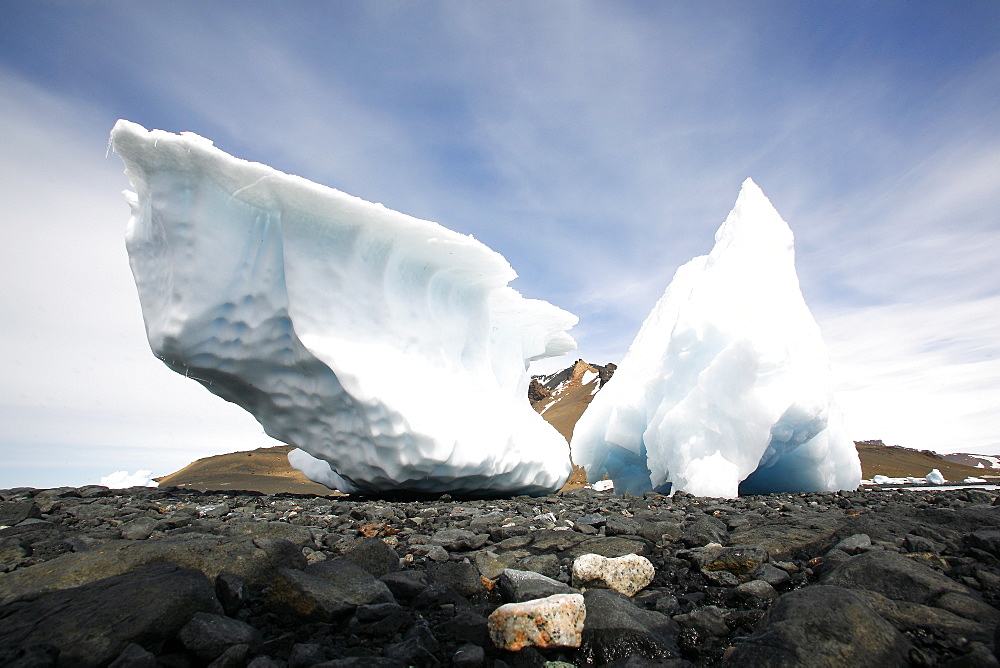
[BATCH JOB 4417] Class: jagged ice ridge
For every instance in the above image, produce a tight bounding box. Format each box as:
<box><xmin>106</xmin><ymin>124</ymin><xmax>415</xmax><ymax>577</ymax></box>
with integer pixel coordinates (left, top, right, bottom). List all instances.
<box><xmin>111</xmin><ymin>120</ymin><xmax>577</xmax><ymax>496</ymax></box>
<box><xmin>570</xmin><ymin>179</ymin><xmax>861</xmax><ymax>498</ymax></box>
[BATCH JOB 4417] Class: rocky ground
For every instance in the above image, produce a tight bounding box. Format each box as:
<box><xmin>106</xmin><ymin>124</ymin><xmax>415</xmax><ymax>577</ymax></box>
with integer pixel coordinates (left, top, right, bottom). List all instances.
<box><xmin>3</xmin><ymin>485</ymin><xmax>1000</xmax><ymax>667</ymax></box>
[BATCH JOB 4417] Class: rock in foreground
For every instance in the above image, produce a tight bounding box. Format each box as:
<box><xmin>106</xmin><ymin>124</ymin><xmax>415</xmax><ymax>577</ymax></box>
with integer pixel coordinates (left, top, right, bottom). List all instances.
<box><xmin>2</xmin><ymin>484</ymin><xmax>999</xmax><ymax>666</ymax></box>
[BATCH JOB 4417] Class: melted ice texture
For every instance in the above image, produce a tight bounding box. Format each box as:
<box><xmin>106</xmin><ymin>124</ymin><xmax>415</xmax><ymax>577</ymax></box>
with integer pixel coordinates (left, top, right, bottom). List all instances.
<box><xmin>570</xmin><ymin>179</ymin><xmax>861</xmax><ymax>498</ymax></box>
<box><xmin>111</xmin><ymin>120</ymin><xmax>577</xmax><ymax>496</ymax></box>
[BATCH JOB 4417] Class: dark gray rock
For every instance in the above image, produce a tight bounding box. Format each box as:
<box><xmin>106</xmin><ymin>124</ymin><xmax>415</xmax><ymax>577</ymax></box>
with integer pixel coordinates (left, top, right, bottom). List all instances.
<box><xmin>560</xmin><ymin>536</ymin><xmax>651</xmax><ymax>560</ymax></box>
<box><xmin>343</xmin><ymin>537</ymin><xmax>400</xmax><ymax>578</ymax></box>
<box><xmin>528</xmin><ymin>528</ymin><xmax>590</xmax><ymax>553</ymax></box>
<box><xmin>685</xmin><ymin>545</ymin><xmax>769</xmax><ymax>580</ymax></box>
<box><xmin>0</xmin><ymin>563</ymin><xmax>223</xmax><ymax>668</ymax></box>
<box><xmin>221</xmin><ymin>521</ymin><xmax>317</xmax><ymax>548</ymax></box>
<box><xmin>473</xmin><ymin>549</ymin><xmax>527</xmax><ymax>579</ymax></box>
<box><xmin>429</xmin><ymin>528</ymin><xmax>488</xmax><ymax>551</ymax></box>
<box><xmin>119</xmin><ymin>516</ymin><xmax>161</xmax><ymax>540</ymax></box>
<box><xmin>832</xmin><ymin>533</ymin><xmax>872</xmax><ymax>555</ymax></box>
<box><xmin>315</xmin><ymin>658</ymin><xmax>406</xmax><ymax>667</ymax></box>
<box><xmin>178</xmin><ymin>611</ymin><xmax>261</xmax><ymax>662</ymax></box>
<box><xmin>0</xmin><ymin>642</ymin><xmax>61</xmax><ymax>668</ymax></box>
<box><xmin>702</xmin><ymin>569</ymin><xmax>740</xmax><ymax>587</ymax></box>
<box><xmin>728</xmin><ymin>512</ymin><xmax>842</xmax><ymax>560</ymax></box>
<box><xmin>967</xmin><ymin>530</ymin><xmax>1000</xmax><ymax>558</ymax></box>
<box><xmin>821</xmin><ymin>549</ymin><xmax>972</xmax><ymax>604</ymax></box>
<box><xmin>0</xmin><ymin>501</ymin><xmax>42</xmax><ymax>527</ymax></box>
<box><xmin>305</xmin><ymin>559</ymin><xmax>396</xmax><ymax>602</ymax></box>
<box><xmin>452</xmin><ymin>643</ymin><xmax>485</xmax><ymax>668</ymax></box>
<box><xmin>859</xmin><ymin>590</ymin><xmax>996</xmax><ymax>644</ymax></box>
<box><xmin>722</xmin><ymin>586</ymin><xmax>914</xmax><ymax>667</ymax></box>
<box><xmin>734</xmin><ymin>579</ymin><xmax>778</xmax><ymax>604</ymax></box>
<box><xmin>637</xmin><ymin>520</ymin><xmax>681</xmax><ymax>543</ymax></box>
<box><xmin>429</xmin><ymin>561</ymin><xmax>484</xmax><ymax>598</ymax></box>
<box><xmin>751</xmin><ymin>562</ymin><xmax>791</xmax><ymax>589</ymax></box>
<box><xmin>386</xmin><ymin>619</ymin><xmax>440</xmax><ymax>666</ymax></box>
<box><xmin>936</xmin><ymin>591</ymin><xmax>1000</xmax><ymax>624</ymax></box>
<box><xmin>606</xmin><ymin>515</ymin><xmax>643</xmax><ymax>537</ymax></box>
<box><xmin>0</xmin><ymin>523</ymin><xmax>72</xmax><ymax>566</ymax></box>
<box><xmin>451</xmin><ymin>610</ymin><xmax>490</xmax><ymax>646</ymax></box>
<box><xmin>964</xmin><ymin>489</ymin><xmax>996</xmax><ymax>505</ymax></box>
<box><xmin>0</xmin><ymin>536</ymin><xmax>31</xmax><ymax>565</ymax></box>
<box><xmin>0</xmin><ymin>535</ymin><xmax>305</xmax><ymax>605</ymax></box>
<box><xmin>811</xmin><ymin>547</ymin><xmax>852</xmax><ymax>577</ymax></box>
<box><xmin>268</xmin><ymin>562</ymin><xmax>394</xmax><ymax>621</ymax></box>
<box><xmin>680</xmin><ymin>516</ymin><xmax>727</xmax><ymax>548</ymax></box>
<box><xmin>215</xmin><ymin>572</ymin><xmax>250</xmax><ymax>616</ymax></box>
<box><xmin>379</xmin><ymin>570</ymin><xmax>429</xmax><ymax>604</ymax></box>
<box><xmin>579</xmin><ymin>589</ymin><xmax>681</xmax><ymax>666</ymax></box>
<box><xmin>673</xmin><ymin>605</ymin><xmax>729</xmax><ymax>637</ymax></box>
<box><xmin>108</xmin><ymin>643</ymin><xmax>157</xmax><ymax>668</ymax></box>
<box><xmin>518</xmin><ymin>553</ymin><xmax>561</xmax><ymax>578</ymax></box>
<box><xmin>498</xmin><ymin>567</ymin><xmax>574</xmax><ymax>603</ymax></box>
<box><xmin>207</xmin><ymin>643</ymin><xmax>252</xmax><ymax>668</ymax></box>
<box><xmin>349</xmin><ymin>602</ymin><xmax>411</xmax><ymax>636</ymax></box>
<box><xmin>287</xmin><ymin>642</ymin><xmax>327</xmax><ymax>668</ymax></box>
<box><xmin>941</xmin><ymin>641</ymin><xmax>1000</xmax><ymax>667</ymax></box>
<box><xmin>576</xmin><ymin>514</ymin><xmax>608</xmax><ymax>528</ymax></box>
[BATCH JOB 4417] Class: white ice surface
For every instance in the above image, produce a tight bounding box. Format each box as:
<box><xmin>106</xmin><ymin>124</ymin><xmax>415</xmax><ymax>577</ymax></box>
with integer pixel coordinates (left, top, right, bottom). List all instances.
<box><xmin>100</xmin><ymin>470</ymin><xmax>157</xmax><ymax>488</ymax></box>
<box><xmin>925</xmin><ymin>469</ymin><xmax>945</xmax><ymax>485</ymax></box>
<box><xmin>872</xmin><ymin>475</ymin><xmax>909</xmax><ymax>485</ymax></box>
<box><xmin>571</xmin><ymin>179</ymin><xmax>861</xmax><ymax>498</ymax></box>
<box><xmin>111</xmin><ymin>121</ymin><xmax>576</xmax><ymax>496</ymax></box>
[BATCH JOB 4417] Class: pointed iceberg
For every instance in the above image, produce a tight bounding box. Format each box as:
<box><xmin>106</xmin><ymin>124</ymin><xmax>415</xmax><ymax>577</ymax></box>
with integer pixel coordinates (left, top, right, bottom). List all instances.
<box><xmin>111</xmin><ymin>120</ymin><xmax>576</xmax><ymax>496</ymax></box>
<box><xmin>571</xmin><ymin>179</ymin><xmax>861</xmax><ymax>498</ymax></box>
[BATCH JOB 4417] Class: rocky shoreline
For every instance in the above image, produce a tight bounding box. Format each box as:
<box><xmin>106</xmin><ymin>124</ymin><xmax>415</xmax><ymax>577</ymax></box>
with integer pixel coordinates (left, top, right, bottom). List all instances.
<box><xmin>2</xmin><ymin>485</ymin><xmax>1000</xmax><ymax>667</ymax></box>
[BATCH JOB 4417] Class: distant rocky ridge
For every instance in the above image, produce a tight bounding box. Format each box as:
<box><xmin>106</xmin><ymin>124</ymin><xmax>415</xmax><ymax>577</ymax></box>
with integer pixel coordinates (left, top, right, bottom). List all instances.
<box><xmin>943</xmin><ymin>452</ymin><xmax>1000</xmax><ymax>471</ymax></box>
<box><xmin>529</xmin><ymin>360</ymin><xmax>616</xmax><ymax>442</ymax></box>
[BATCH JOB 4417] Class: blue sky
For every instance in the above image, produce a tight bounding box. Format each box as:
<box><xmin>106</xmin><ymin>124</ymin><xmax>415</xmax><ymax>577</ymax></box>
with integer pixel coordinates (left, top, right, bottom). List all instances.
<box><xmin>1</xmin><ymin>2</ymin><xmax>998</xmax><ymax>488</ymax></box>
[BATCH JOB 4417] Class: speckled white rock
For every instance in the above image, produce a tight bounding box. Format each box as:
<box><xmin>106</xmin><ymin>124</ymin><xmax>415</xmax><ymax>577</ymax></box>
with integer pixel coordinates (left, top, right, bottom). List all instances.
<box><xmin>487</xmin><ymin>593</ymin><xmax>585</xmax><ymax>651</ymax></box>
<box><xmin>571</xmin><ymin>553</ymin><xmax>655</xmax><ymax>597</ymax></box>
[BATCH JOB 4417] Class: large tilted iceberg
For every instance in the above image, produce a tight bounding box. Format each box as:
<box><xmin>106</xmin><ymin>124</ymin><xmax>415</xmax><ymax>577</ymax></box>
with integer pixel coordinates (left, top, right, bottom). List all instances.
<box><xmin>111</xmin><ymin>120</ymin><xmax>577</xmax><ymax>496</ymax></box>
<box><xmin>571</xmin><ymin>179</ymin><xmax>861</xmax><ymax>498</ymax></box>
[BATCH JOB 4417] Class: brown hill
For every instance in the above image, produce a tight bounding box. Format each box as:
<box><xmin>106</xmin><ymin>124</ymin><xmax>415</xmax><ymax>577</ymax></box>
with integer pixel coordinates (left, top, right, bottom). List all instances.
<box><xmin>155</xmin><ymin>444</ymin><xmax>340</xmax><ymax>495</ymax></box>
<box><xmin>855</xmin><ymin>440</ymin><xmax>992</xmax><ymax>482</ymax></box>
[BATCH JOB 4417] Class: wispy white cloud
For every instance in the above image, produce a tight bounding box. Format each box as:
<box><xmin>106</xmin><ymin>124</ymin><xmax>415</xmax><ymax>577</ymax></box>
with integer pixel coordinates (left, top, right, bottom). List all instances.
<box><xmin>820</xmin><ymin>296</ymin><xmax>1000</xmax><ymax>454</ymax></box>
<box><xmin>0</xmin><ymin>69</ymin><xmax>278</xmax><ymax>487</ymax></box>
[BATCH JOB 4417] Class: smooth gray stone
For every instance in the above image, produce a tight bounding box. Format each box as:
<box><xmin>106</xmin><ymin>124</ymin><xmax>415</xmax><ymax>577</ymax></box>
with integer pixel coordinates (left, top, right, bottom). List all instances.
<box><xmin>178</xmin><ymin>611</ymin><xmax>261</xmax><ymax>661</ymax></box>
<box><xmin>580</xmin><ymin>589</ymin><xmax>681</xmax><ymax>665</ymax></box>
<box><xmin>343</xmin><ymin>537</ymin><xmax>400</xmax><ymax>578</ymax></box>
<box><xmin>821</xmin><ymin>549</ymin><xmax>971</xmax><ymax>604</ymax></box>
<box><xmin>0</xmin><ymin>535</ymin><xmax>305</xmax><ymax>605</ymax></box>
<box><xmin>498</xmin><ymin>567</ymin><xmax>573</xmax><ymax>603</ymax></box>
<box><xmin>0</xmin><ymin>563</ymin><xmax>222</xmax><ymax>668</ymax></box>
<box><xmin>722</xmin><ymin>585</ymin><xmax>913</xmax><ymax>667</ymax></box>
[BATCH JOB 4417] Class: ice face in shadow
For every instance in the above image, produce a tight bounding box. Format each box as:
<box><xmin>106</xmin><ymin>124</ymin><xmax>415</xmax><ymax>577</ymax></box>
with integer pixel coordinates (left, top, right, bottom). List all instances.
<box><xmin>111</xmin><ymin>120</ymin><xmax>576</xmax><ymax>496</ymax></box>
<box><xmin>570</xmin><ymin>179</ymin><xmax>861</xmax><ymax>498</ymax></box>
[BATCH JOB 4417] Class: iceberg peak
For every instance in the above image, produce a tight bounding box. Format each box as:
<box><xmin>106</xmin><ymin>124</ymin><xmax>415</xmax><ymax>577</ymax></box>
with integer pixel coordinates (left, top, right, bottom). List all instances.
<box><xmin>571</xmin><ymin>179</ymin><xmax>860</xmax><ymax>498</ymax></box>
